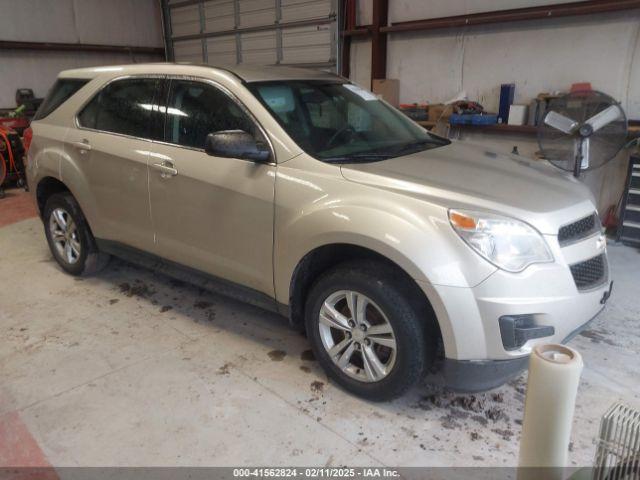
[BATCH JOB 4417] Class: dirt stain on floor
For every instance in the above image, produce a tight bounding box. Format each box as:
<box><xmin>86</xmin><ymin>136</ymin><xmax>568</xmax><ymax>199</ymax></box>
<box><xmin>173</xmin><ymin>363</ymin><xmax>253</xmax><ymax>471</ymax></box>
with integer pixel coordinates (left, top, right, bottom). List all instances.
<box><xmin>160</xmin><ymin>305</ymin><xmax>173</xmax><ymax>313</ymax></box>
<box><xmin>118</xmin><ymin>280</ymin><xmax>156</xmax><ymax>299</ymax></box>
<box><xmin>580</xmin><ymin>329</ymin><xmax>618</xmax><ymax>346</ymax></box>
<box><xmin>300</xmin><ymin>349</ymin><xmax>316</xmax><ymax>361</ymax></box>
<box><xmin>218</xmin><ymin>363</ymin><xmax>232</xmax><ymax>375</ymax></box>
<box><xmin>414</xmin><ymin>388</ymin><xmax>514</xmax><ymax>429</ymax></box>
<box><xmin>267</xmin><ymin>349</ymin><xmax>286</xmax><ymax>361</ymax></box>
<box><xmin>194</xmin><ymin>300</ymin><xmax>213</xmax><ymax>309</ymax></box>
<box><xmin>310</xmin><ymin>381</ymin><xmax>324</xmax><ymax>394</ymax></box>
<box><xmin>299</xmin><ymin>365</ymin><xmax>311</xmax><ymax>373</ymax></box>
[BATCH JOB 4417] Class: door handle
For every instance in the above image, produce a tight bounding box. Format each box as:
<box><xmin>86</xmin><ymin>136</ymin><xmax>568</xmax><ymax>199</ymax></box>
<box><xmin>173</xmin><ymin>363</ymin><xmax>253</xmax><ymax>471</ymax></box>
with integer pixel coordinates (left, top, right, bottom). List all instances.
<box><xmin>152</xmin><ymin>161</ymin><xmax>178</xmax><ymax>178</ymax></box>
<box><xmin>71</xmin><ymin>140</ymin><xmax>92</xmax><ymax>152</ymax></box>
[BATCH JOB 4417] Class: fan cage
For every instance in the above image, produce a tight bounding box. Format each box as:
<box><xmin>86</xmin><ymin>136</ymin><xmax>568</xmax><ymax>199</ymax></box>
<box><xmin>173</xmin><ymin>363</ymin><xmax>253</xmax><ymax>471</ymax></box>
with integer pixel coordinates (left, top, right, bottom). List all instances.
<box><xmin>537</xmin><ymin>90</ymin><xmax>628</xmax><ymax>175</ymax></box>
<box><xmin>594</xmin><ymin>402</ymin><xmax>640</xmax><ymax>480</ymax></box>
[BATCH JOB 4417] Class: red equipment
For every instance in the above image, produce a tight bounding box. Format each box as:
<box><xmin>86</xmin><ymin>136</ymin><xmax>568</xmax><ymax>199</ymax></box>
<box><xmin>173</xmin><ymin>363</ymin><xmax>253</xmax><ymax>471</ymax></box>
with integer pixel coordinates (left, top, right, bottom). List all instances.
<box><xmin>0</xmin><ymin>116</ymin><xmax>29</xmax><ymax>136</ymax></box>
<box><xmin>0</xmin><ymin>126</ymin><xmax>26</xmax><ymax>196</ymax></box>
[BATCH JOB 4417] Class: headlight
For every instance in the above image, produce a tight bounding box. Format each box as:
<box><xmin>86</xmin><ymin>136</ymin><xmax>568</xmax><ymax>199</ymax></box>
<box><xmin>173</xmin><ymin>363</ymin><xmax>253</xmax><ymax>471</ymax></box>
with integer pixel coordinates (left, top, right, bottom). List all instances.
<box><xmin>449</xmin><ymin>209</ymin><xmax>553</xmax><ymax>272</ymax></box>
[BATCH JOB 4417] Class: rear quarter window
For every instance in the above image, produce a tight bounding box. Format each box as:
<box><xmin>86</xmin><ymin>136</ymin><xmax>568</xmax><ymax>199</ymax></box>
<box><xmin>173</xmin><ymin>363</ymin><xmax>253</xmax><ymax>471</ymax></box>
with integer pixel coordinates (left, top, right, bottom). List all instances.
<box><xmin>33</xmin><ymin>79</ymin><xmax>89</xmax><ymax>120</ymax></box>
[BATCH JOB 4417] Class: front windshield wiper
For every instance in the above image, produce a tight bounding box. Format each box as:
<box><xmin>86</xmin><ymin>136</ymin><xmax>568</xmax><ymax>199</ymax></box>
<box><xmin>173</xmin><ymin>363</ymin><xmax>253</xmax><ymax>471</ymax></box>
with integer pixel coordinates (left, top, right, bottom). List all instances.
<box><xmin>389</xmin><ymin>139</ymin><xmax>444</xmax><ymax>157</ymax></box>
<box><xmin>323</xmin><ymin>153</ymin><xmax>394</xmax><ymax>164</ymax></box>
<box><xmin>323</xmin><ymin>137</ymin><xmax>450</xmax><ymax>164</ymax></box>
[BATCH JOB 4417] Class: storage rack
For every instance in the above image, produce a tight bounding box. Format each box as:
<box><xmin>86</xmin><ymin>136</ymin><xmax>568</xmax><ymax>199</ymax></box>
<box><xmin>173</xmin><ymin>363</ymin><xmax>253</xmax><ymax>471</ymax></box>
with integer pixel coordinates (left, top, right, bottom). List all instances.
<box><xmin>617</xmin><ymin>154</ymin><xmax>640</xmax><ymax>246</ymax></box>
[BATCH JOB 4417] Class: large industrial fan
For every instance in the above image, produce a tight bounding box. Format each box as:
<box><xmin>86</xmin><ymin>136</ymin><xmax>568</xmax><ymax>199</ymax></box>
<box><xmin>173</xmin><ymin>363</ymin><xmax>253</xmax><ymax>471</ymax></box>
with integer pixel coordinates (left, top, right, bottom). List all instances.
<box><xmin>538</xmin><ymin>91</ymin><xmax>628</xmax><ymax>177</ymax></box>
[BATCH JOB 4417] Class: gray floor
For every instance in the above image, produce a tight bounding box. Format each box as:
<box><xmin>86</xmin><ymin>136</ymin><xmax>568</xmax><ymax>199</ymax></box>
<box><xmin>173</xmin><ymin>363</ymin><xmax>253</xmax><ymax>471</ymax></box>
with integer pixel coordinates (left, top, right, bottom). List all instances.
<box><xmin>1</xmin><ymin>217</ymin><xmax>639</xmax><ymax>467</ymax></box>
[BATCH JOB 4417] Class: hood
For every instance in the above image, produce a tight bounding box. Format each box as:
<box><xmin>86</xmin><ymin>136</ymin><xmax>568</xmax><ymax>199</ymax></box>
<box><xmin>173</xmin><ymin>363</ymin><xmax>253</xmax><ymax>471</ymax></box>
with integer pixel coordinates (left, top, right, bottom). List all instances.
<box><xmin>340</xmin><ymin>141</ymin><xmax>596</xmax><ymax>235</ymax></box>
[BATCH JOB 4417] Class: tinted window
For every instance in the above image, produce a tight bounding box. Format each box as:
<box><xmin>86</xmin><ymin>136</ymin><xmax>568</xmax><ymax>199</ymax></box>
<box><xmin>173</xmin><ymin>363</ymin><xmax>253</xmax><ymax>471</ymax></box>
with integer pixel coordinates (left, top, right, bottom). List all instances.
<box><xmin>78</xmin><ymin>78</ymin><xmax>159</xmax><ymax>139</ymax></box>
<box><xmin>165</xmin><ymin>80</ymin><xmax>257</xmax><ymax>149</ymax></box>
<box><xmin>34</xmin><ymin>79</ymin><xmax>89</xmax><ymax>120</ymax></box>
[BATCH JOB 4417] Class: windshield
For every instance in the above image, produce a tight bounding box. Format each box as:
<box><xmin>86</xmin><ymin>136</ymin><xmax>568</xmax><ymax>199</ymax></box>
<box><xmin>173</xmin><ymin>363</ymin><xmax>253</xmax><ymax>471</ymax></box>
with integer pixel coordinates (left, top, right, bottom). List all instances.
<box><xmin>248</xmin><ymin>80</ymin><xmax>449</xmax><ymax>163</ymax></box>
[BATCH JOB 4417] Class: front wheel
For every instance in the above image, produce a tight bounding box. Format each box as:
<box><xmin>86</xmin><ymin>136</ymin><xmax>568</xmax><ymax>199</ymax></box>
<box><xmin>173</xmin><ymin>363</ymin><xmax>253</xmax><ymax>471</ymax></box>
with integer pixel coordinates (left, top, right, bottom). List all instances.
<box><xmin>43</xmin><ymin>192</ymin><xmax>109</xmax><ymax>276</ymax></box>
<box><xmin>305</xmin><ymin>261</ymin><xmax>436</xmax><ymax>401</ymax></box>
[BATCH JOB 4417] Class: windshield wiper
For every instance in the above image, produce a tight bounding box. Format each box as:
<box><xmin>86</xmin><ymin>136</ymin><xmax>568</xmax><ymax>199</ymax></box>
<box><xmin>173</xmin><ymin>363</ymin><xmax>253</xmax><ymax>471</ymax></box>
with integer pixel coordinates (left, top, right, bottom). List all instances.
<box><xmin>323</xmin><ymin>137</ymin><xmax>449</xmax><ymax>164</ymax></box>
<box><xmin>323</xmin><ymin>153</ymin><xmax>394</xmax><ymax>164</ymax></box>
<box><xmin>390</xmin><ymin>139</ymin><xmax>443</xmax><ymax>157</ymax></box>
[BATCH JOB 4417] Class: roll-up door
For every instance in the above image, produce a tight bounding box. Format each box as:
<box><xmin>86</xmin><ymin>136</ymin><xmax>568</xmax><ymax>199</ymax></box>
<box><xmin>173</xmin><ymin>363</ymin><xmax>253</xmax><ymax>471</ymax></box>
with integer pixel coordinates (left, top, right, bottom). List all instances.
<box><xmin>164</xmin><ymin>0</ymin><xmax>338</xmax><ymax>71</ymax></box>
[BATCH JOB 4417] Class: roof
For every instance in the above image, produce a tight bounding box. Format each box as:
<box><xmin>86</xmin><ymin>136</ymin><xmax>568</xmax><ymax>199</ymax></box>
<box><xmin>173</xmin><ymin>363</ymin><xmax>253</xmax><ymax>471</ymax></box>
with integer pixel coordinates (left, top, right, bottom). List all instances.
<box><xmin>58</xmin><ymin>62</ymin><xmax>341</xmax><ymax>83</ymax></box>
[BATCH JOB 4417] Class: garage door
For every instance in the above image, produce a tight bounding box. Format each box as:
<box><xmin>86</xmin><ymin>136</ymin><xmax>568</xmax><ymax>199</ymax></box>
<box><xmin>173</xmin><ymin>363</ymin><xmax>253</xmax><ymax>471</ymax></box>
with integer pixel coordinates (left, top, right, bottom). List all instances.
<box><xmin>165</xmin><ymin>0</ymin><xmax>338</xmax><ymax>71</ymax></box>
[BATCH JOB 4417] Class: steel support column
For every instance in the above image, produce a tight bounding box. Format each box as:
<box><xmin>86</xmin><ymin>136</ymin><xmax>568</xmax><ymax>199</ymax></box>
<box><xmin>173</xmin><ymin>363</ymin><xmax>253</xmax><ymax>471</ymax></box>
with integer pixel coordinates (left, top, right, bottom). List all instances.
<box><xmin>339</xmin><ymin>0</ymin><xmax>356</xmax><ymax>77</ymax></box>
<box><xmin>370</xmin><ymin>0</ymin><xmax>388</xmax><ymax>86</ymax></box>
<box><xmin>160</xmin><ymin>0</ymin><xmax>175</xmax><ymax>61</ymax></box>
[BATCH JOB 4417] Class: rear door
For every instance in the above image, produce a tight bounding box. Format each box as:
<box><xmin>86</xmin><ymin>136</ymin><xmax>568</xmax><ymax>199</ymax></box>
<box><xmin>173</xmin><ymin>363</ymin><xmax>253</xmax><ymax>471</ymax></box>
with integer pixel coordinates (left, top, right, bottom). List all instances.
<box><xmin>147</xmin><ymin>78</ymin><xmax>276</xmax><ymax>296</ymax></box>
<box><xmin>66</xmin><ymin>77</ymin><xmax>163</xmax><ymax>251</ymax></box>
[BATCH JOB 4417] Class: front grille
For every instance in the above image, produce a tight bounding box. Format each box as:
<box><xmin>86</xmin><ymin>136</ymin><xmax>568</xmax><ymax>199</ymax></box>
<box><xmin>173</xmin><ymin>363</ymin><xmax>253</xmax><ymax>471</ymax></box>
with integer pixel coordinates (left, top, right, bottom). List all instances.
<box><xmin>558</xmin><ymin>213</ymin><xmax>599</xmax><ymax>245</ymax></box>
<box><xmin>570</xmin><ymin>254</ymin><xmax>607</xmax><ymax>290</ymax></box>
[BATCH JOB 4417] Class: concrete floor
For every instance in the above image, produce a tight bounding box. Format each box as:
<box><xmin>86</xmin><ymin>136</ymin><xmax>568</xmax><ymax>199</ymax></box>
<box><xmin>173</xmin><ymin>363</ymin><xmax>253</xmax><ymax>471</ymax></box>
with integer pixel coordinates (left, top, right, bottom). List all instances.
<box><xmin>1</xmin><ymin>189</ymin><xmax>639</xmax><ymax>467</ymax></box>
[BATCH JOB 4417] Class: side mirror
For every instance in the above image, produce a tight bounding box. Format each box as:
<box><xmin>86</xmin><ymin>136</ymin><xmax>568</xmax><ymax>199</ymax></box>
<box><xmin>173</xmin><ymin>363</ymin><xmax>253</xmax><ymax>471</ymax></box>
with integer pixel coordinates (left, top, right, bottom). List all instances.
<box><xmin>204</xmin><ymin>130</ymin><xmax>271</xmax><ymax>163</ymax></box>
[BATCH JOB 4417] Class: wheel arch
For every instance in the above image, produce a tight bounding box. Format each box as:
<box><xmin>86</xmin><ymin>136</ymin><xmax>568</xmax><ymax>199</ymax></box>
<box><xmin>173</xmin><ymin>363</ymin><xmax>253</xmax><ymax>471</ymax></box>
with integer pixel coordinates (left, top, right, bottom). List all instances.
<box><xmin>287</xmin><ymin>242</ymin><xmax>442</xmax><ymax>348</ymax></box>
<box><xmin>36</xmin><ymin>177</ymin><xmax>99</xmax><ymax>242</ymax></box>
<box><xmin>36</xmin><ymin>176</ymin><xmax>71</xmax><ymax>218</ymax></box>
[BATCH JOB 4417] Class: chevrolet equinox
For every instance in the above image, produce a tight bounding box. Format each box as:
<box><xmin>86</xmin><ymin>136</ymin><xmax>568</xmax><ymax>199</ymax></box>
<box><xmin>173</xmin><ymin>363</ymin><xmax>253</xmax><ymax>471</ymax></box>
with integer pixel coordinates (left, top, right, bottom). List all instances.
<box><xmin>26</xmin><ymin>64</ymin><xmax>611</xmax><ymax>400</ymax></box>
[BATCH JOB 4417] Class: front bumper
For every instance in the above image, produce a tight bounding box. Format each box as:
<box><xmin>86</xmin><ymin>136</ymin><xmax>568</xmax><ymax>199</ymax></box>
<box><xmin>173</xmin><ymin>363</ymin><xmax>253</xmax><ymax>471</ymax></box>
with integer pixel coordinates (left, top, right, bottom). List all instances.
<box><xmin>416</xmin><ymin>231</ymin><xmax>610</xmax><ymax>391</ymax></box>
<box><xmin>442</xmin><ymin>303</ymin><xmax>605</xmax><ymax>392</ymax></box>
<box><xmin>421</xmin><ymin>261</ymin><xmax>610</xmax><ymax>361</ymax></box>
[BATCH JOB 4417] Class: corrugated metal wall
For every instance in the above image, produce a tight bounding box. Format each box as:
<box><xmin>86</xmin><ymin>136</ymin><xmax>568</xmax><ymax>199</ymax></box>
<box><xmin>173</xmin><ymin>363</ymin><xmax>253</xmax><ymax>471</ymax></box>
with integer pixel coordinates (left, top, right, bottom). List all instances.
<box><xmin>167</xmin><ymin>0</ymin><xmax>338</xmax><ymax>70</ymax></box>
<box><xmin>0</xmin><ymin>0</ymin><xmax>164</xmax><ymax>108</ymax></box>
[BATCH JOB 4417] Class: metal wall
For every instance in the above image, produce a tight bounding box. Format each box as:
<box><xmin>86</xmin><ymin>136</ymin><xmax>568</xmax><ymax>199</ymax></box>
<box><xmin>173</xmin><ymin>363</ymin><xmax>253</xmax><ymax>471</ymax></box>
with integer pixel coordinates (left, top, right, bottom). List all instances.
<box><xmin>0</xmin><ymin>0</ymin><xmax>164</xmax><ymax>108</ymax></box>
<box><xmin>166</xmin><ymin>0</ymin><xmax>339</xmax><ymax>70</ymax></box>
<box><xmin>352</xmin><ymin>0</ymin><xmax>640</xmax><ymax>118</ymax></box>
<box><xmin>350</xmin><ymin>0</ymin><xmax>639</xmax><ymax>217</ymax></box>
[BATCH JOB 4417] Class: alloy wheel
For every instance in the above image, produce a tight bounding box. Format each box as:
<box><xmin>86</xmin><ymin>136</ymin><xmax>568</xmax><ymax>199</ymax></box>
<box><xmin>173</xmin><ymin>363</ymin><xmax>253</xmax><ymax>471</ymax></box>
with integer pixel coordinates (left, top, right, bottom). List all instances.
<box><xmin>318</xmin><ymin>290</ymin><xmax>397</xmax><ymax>383</ymax></box>
<box><xmin>49</xmin><ymin>208</ymin><xmax>81</xmax><ymax>265</ymax></box>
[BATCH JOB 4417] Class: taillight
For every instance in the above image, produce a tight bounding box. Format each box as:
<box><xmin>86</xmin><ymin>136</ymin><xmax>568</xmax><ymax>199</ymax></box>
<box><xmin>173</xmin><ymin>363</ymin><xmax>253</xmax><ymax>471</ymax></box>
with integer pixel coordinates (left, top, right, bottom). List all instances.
<box><xmin>23</xmin><ymin>127</ymin><xmax>33</xmax><ymax>154</ymax></box>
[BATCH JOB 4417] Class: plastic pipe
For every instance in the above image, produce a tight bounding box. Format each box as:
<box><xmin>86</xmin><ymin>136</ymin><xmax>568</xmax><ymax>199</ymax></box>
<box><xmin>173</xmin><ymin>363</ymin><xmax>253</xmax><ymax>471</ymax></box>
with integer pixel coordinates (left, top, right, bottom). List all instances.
<box><xmin>519</xmin><ymin>344</ymin><xmax>583</xmax><ymax>478</ymax></box>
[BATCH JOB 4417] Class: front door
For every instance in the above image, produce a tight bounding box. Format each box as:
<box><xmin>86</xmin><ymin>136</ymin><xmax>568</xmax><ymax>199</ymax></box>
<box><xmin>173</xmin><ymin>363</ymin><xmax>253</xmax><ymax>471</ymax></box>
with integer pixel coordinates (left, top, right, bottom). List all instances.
<box><xmin>148</xmin><ymin>79</ymin><xmax>276</xmax><ymax>296</ymax></box>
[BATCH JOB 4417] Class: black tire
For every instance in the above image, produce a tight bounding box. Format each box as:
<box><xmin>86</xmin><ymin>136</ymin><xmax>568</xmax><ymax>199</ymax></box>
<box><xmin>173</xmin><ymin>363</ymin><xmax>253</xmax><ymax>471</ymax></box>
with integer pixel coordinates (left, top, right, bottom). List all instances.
<box><xmin>43</xmin><ymin>192</ymin><xmax>110</xmax><ymax>276</ymax></box>
<box><xmin>305</xmin><ymin>260</ymin><xmax>437</xmax><ymax>401</ymax></box>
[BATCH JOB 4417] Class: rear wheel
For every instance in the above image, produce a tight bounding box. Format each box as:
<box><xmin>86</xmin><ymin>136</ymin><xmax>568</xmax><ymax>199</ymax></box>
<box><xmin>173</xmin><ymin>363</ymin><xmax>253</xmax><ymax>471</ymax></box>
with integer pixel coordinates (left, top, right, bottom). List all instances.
<box><xmin>43</xmin><ymin>193</ymin><xmax>109</xmax><ymax>276</ymax></box>
<box><xmin>305</xmin><ymin>260</ymin><xmax>436</xmax><ymax>401</ymax></box>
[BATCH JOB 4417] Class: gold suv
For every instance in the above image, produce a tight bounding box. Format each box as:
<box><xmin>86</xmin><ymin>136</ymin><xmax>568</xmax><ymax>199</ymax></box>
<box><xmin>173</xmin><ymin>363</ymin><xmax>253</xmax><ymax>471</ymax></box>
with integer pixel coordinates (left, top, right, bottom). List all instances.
<box><xmin>27</xmin><ymin>64</ymin><xmax>610</xmax><ymax>400</ymax></box>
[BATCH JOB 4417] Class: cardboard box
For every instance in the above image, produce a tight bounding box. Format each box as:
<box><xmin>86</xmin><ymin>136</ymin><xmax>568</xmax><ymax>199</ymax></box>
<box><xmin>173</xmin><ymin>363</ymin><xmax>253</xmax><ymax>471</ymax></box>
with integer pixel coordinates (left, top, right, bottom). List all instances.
<box><xmin>508</xmin><ymin>104</ymin><xmax>528</xmax><ymax>125</ymax></box>
<box><xmin>428</xmin><ymin>103</ymin><xmax>449</xmax><ymax>123</ymax></box>
<box><xmin>372</xmin><ymin>79</ymin><xmax>399</xmax><ymax>107</ymax></box>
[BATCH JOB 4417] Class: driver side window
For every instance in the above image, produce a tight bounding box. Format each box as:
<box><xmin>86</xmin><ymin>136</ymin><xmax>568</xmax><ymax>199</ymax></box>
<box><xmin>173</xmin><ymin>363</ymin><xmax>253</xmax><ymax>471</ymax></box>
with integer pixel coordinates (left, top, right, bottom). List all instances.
<box><xmin>164</xmin><ymin>80</ymin><xmax>258</xmax><ymax>150</ymax></box>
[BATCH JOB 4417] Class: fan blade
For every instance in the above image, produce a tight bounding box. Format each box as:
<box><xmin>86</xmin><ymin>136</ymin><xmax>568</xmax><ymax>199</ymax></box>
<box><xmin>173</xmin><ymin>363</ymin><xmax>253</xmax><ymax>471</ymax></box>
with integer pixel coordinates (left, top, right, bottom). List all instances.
<box><xmin>581</xmin><ymin>137</ymin><xmax>590</xmax><ymax>169</ymax></box>
<box><xmin>544</xmin><ymin>111</ymin><xmax>578</xmax><ymax>134</ymax></box>
<box><xmin>585</xmin><ymin>105</ymin><xmax>622</xmax><ymax>132</ymax></box>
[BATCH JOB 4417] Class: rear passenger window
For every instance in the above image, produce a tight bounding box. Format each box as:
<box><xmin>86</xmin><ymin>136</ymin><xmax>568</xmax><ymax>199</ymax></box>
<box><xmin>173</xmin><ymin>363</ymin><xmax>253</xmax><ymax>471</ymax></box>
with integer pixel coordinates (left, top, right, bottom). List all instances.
<box><xmin>165</xmin><ymin>80</ymin><xmax>258</xmax><ymax>149</ymax></box>
<box><xmin>34</xmin><ymin>79</ymin><xmax>89</xmax><ymax>120</ymax></box>
<box><xmin>78</xmin><ymin>78</ymin><xmax>159</xmax><ymax>139</ymax></box>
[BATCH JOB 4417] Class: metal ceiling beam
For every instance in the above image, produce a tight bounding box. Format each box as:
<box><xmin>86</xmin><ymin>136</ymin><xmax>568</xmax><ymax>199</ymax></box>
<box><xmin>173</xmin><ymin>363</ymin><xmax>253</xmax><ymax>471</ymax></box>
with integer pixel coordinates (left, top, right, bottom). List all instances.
<box><xmin>0</xmin><ymin>40</ymin><xmax>164</xmax><ymax>55</ymax></box>
<box><xmin>381</xmin><ymin>0</ymin><xmax>640</xmax><ymax>33</ymax></box>
<box><xmin>341</xmin><ymin>26</ymin><xmax>370</xmax><ymax>37</ymax></box>
<box><xmin>341</xmin><ymin>0</ymin><xmax>640</xmax><ymax>37</ymax></box>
